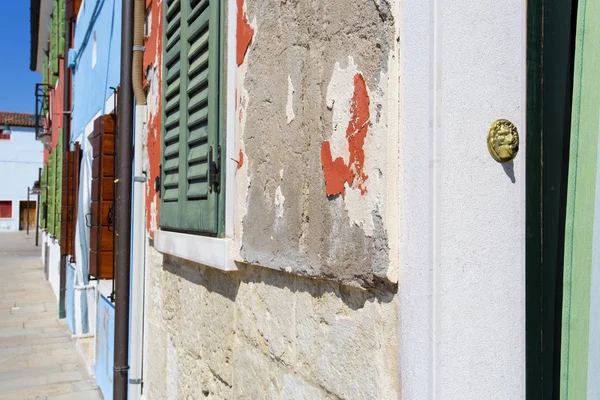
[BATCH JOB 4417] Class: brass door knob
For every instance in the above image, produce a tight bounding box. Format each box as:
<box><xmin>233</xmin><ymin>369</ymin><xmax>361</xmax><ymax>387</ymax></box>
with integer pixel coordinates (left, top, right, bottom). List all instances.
<box><xmin>487</xmin><ymin>119</ymin><xmax>519</xmax><ymax>163</ymax></box>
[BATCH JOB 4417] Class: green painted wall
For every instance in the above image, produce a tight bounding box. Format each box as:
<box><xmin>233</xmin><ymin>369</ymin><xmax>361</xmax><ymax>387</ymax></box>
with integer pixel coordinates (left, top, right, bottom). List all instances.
<box><xmin>561</xmin><ymin>0</ymin><xmax>600</xmax><ymax>398</ymax></box>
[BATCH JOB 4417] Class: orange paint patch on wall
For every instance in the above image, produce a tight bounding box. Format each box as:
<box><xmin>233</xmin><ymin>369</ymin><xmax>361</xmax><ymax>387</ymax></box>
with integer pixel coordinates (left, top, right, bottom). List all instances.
<box><xmin>236</xmin><ymin>0</ymin><xmax>254</xmax><ymax>66</ymax></box>
<box><xmin>50</xmin><ymin>59</ymin><xmax>65</xmax><ymax>150</ymax></box>
<box><xmin>143</xmin><ymin>0</ymin><xmax>161</xmax><ymax>75</ymax></box>
<box><xmin>143</xmin><ymin>0</ymin><xmax>163</xmax><ymax>238</ymax></box>
<box><xmin>320</xmin><ymin>74</ymin><xmax>370</xmax><ymax>197</ymax></box>
<box><xmin>237</xmin><ymin>150</ymin><xmax>244</xmax><ymax>170</ymax></box>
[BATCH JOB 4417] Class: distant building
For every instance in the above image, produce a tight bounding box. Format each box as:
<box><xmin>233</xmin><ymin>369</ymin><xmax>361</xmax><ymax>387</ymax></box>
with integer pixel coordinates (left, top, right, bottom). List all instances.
<box><xmin>0</xmin><ymin>112</ymin><xmax>43</xmax><ymax>232</ymax></box>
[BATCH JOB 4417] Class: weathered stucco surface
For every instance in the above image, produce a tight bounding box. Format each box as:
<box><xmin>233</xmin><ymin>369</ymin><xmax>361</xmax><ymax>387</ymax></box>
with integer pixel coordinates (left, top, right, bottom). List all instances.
<box><xmin>144</xmin><ymin>248</ymin><xmax>399</xmax><ymax>399</ymax></box>
<box><xmin>143</xmin><ymin>0</ymin><xmax>163</xmax><ymax>238</ymax></box>
<box><xmin>238</xmin><ymin>0</ymin><xmax>399</xmax><ymax>288</ymax></box>
<box><xmin>143</xmin><ymin>1</ymin><xmax>400</xmax><ymax>398</ymax></box>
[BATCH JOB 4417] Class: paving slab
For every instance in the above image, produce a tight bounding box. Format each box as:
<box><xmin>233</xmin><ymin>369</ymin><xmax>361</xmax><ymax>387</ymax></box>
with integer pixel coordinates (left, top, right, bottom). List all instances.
<box><xmin>0</xmin><ymin>232</ymin><xmax>101</xmax><ymax>400</ymax></box>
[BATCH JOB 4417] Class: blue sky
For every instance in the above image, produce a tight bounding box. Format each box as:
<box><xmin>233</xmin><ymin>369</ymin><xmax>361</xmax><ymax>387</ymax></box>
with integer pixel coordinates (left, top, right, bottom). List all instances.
<box><xmin>0</xmin><ymin>2</ymin><xmax>42</xmax><ymax>113</ymax></box>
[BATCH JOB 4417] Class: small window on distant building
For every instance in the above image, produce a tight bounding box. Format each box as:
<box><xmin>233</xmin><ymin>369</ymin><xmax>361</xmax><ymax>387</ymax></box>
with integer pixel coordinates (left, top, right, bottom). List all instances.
<box><xmin>92</xmin><ymin>31</ymin><xmax>97</xmax><ymax>68</ymax></box>
<box><xmin>0</xmin><ymin>201</ymin><xmax>12</xmax><ymax>218</ymax></box>
<box><xmin>0</xmin><ymin>130</ymin><xmax>10</xmax><ymax>140</ymax></box>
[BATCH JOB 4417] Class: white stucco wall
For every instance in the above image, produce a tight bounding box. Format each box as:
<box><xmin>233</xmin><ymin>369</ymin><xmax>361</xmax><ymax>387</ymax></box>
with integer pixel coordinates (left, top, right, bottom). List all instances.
<box><xmin>48</xmin><ymin>234</ymin><xmax>62</xmax><ymax>300</ymax></box>
<box><xmin>0</xmin><ymin>126</ymin><xmax>43</xmax><ymax>231</ymax></box>
<box><xmin>399</xmin><ymin>0</ymin><xmax>526</xmax><ymax>398</ymax></box>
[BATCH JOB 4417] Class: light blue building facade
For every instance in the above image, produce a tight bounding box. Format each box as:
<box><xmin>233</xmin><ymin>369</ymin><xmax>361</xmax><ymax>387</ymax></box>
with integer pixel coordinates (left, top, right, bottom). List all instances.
<box><xmin>68</xmin><ymin>2</ymin><xmax>121</xmax><ymax>399</ymax></box>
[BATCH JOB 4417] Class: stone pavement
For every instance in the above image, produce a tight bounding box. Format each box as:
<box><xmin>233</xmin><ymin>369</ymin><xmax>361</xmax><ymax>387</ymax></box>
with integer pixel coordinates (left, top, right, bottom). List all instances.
<box><xmin>0</xmin><ymin>232</ymin><xmax>102</xmax><ymax>400</ymax></box>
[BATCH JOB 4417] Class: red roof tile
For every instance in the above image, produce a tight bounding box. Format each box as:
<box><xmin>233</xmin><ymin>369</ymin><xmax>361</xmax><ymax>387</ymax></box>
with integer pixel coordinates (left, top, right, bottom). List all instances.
<box><xmin>0</xmin><ymin>112</ymin><xmax>36</xmax><ymax>128</ymax></box>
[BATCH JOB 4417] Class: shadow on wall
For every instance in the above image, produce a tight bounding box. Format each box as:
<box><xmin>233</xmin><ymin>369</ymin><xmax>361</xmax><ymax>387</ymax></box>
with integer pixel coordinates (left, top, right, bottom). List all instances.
<box><xmin>162</xmin><ymin>254</ymin><xmax>397</xmax><ymax>310</ymax></box>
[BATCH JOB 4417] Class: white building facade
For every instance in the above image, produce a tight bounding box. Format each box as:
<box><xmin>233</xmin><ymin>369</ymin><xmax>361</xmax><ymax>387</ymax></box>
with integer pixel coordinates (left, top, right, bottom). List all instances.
<box><xmin>0</xmin><ymin>113</ymin><xmax>43</xmax><ymax>232</ymax></box>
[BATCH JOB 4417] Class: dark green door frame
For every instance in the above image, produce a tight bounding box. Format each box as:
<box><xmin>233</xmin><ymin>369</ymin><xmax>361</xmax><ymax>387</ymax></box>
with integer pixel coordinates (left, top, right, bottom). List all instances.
<box><xmin>526</xmin><ymin>0</ymin><xmax>578</xmax><ymax>398</ymax></box>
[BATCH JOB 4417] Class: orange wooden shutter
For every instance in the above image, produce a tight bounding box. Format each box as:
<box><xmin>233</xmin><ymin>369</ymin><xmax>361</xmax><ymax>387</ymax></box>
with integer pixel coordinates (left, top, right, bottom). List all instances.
<box><xmin>61</xmin><ymin>149</ymin><xmax>75</xmax><ymax>257</ymax></box>
<box><xmin>89</xmin><ymin>115</ymin><xmax>116</xmax><ymax>279</ymax></box>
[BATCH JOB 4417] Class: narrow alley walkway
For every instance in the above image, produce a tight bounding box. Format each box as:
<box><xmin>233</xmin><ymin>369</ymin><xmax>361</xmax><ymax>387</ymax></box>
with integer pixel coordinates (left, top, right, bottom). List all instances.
<box><xmin>0</xmin><ymin>232</ymin><xmax>101</xmax><ymax>400</ymax></box>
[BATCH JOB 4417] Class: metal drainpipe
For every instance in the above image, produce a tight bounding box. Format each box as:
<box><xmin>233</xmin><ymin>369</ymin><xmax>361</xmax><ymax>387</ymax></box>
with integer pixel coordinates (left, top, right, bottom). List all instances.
<box><xmin>59</xmin><ymin>0</ymin><xmax>73</xmax><ymax>320</ymax></box>
<box><xmin>113</xmin><ymin>0</ymin><xmax>134</xmax><ymax>397</ymax></box>
<box><xmin>36</xmin><ymin>167</ymin><xmax>41</xmax><ymax>246</ymax></box>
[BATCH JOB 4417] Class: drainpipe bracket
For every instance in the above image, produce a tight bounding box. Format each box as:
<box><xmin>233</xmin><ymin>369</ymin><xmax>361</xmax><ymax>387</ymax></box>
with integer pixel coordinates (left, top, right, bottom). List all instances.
<box><xmin>133</xmin><ymin>45</ymin><xmax>145</xmax><ymax>51</ymax></box>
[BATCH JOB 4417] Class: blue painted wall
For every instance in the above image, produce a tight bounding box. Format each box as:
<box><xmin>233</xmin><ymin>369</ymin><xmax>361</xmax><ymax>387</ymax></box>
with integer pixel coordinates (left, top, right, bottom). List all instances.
<box><xmin>95</xmin><ymin>294</ymin><xmax>115</xmax><ymax>400</ymax></box>
<box><xmin>66</xmin><ymin>263</ymin><xmax>75</xmax><ymax>333</ymax></box>
<box><xmin>71</xmin><ymin>0</ymin><xmax>122</xmax><ymax>141</ymax></box>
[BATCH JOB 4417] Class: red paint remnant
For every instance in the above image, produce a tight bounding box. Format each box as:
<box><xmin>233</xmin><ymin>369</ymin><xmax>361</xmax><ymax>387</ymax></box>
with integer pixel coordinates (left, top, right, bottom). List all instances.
<box><xmin>143</xmin><ymin>0</ymin><xmax>163</xmax><ymax>239</ymax></box>
<box><xmin>237</xmin><ymin>150</ymin><xmax>244</xmax><ymax>169</ymax></box>
<box><xmin>51</xmin><ymin>59</ymin><xmax>65</xmax><ymax>150</ymax></box>
<box><xmin>320</xmin><ymin>73</ymin><xmax>370</xmax><ymax>197</ymax></box>
<box><xmin>236</xmin><ymin>0</ymin><xmax>254</xmax><ymax>66</ymax></box>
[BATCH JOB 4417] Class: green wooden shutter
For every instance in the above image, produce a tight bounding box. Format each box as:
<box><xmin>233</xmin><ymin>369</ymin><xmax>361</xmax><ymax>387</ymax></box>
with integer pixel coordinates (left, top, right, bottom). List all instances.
<box><xmin>160</xmin><ymin>0</ymin><xmax>221</xmax><ymax>234</ymax></box>
<box><xmin>55</xmin><ymin>129</ymin><xmax>63</xmax><ymax>240</ymax></box>
<box><xmin>50</xmin><ymin>0</ymin><xmax>57</xmax><ymax>86</ymax></box>
<box><xmin>48</xmin><ymin>0</ymin><xmax>63</xmax><ymax>86</ymax></box>
<box><xmin>41</xmin><ymin>166</ymin><xmax>48</xmax><ymax>229</ymax></box>
<box><xmin>160</xmin><ymin>0</ymin><xmax>183</xmax><ymax>227</ymax></box>
<box><xmin>59</xmin><ymin>0</ymin><xmax>65</xmax><ymax>55</ymax></box>
<box><xmin>47</xmin><ymin>151</ymin><xmax>56</xmax><ymax>236</ymax></box>
<box><xmin>42</xmin><ymin>55</ymin><xmax>50</xmax><ymax>116</ymax></box>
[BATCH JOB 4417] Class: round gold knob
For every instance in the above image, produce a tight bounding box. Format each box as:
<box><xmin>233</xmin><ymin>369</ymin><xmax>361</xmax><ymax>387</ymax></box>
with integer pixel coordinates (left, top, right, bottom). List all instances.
<box><xmin>487</xmin><ymin>119</ymin><xmax>519</xmax><ymax>163</ymax></box>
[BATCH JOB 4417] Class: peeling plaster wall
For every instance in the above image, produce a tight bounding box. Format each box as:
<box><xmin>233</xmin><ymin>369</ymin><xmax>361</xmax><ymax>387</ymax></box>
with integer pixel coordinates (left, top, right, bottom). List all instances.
<box><xmin>143</xmin><ymin>0</ymin><xmax>162</xmax><ymax>238</ymax></box>
<box><xmin>237</xmin><ymin>0</ymin><xmax>399</xmax><ymax>288</ymax></box>
<box><xmin>142</xmin><ymin>0</ymin><xmax>401</xmax><ymax>398</ymax></box>
<box><xmin>144</xmin><ymin>248</ymin><xmax>399</xmax><ymax>399</ymax></box>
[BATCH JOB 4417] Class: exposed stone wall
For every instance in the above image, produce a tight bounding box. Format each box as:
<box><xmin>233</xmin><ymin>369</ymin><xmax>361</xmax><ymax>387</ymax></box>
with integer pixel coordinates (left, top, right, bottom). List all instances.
<box><xmin>143</xmin><ymin>247</ymin><xmax>399</xmax><ymax>399</ymax></box>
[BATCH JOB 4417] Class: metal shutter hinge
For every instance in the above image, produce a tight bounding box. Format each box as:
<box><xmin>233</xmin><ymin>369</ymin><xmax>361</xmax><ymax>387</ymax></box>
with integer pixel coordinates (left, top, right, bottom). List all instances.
<box><xmin>155</xmin><ymin>164</ymin><xmax>162</xmax><ymax>198</ymax></box>
<box><xmin>209</xmin><ymin>146</ymin><xmax>221</xmax><ymax>194</ymax></box>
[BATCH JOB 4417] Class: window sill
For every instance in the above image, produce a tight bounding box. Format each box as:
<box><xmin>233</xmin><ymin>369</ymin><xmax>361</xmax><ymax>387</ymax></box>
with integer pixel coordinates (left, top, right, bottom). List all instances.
<box><xmin>97</xmin><ymin>279</ymin><xmax>113</xmax><ymax>301</ymax></box>
<box><xmin>154</xmin><ymin>230</ymin><xmax>239</xmax><ymax>272</ymax></box>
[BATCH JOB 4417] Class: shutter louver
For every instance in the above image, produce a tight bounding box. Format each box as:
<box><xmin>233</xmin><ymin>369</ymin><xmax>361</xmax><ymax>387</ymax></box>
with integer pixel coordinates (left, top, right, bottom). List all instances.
<box><xmin>59</xmin><ymin>0</ymin><xmax>66</xmax><ymax>55</ymax></box>
<box><xmin>160</xmin><ymin>0</ymin><xmax>220</xmax><ymax>234</ymax></box>
<box><xmin>55</xmin><ymin>130</ymin><xmax>63</xmax><ymax>240</ymax></box>
<box><xmin>72</xmin><ymin>144</ymin><xmax>82</xmax><ymax>261</ymax></box>
<box><xmin>186</xmin><ymin>0</ymin><xmax>212</xmax><ymax>202</ymax></box>
<box><xmin>47</xmin><ymin>151</ymin><xmax>56</xmax><ymax>236</ymax></box>
<box><xmin>162</xmin><ymin>0</ymin><xmax>183</xmax><ymax>206</ymax></box>
<box><xmin>40</xmin><ymin>166</ymin><xmax>48</xmax><ymax>229</ymax></box>
<box><xmin>61</xmin><ymin>143</ymin><xmax>81</xmax><ymax>260</ymax></box>
<box><xmin>50</xmin><ymin>0</ymin><xmax>59</xmax><ymax>85</ymax></box>
<box><xmin>61</xmin><ymin>150</ymin><xmax>71</xmax><ymax>255</ymax></box>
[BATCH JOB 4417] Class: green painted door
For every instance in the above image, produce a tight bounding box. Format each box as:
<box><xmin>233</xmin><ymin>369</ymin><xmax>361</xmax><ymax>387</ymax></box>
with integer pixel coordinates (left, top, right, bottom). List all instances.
<box><xmin>561</xmin><ymin>1</ymin><xmax>600</xmax><ymax>398</ymax></box>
